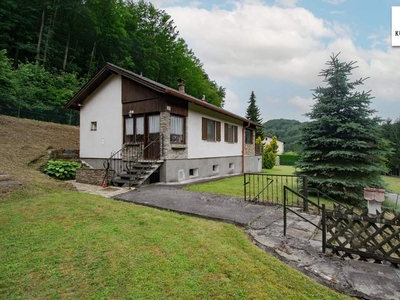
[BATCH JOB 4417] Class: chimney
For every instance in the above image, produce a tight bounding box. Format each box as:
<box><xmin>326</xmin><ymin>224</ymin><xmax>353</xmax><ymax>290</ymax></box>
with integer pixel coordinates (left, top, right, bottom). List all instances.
<box><xmin>177</xmin><ymin>78</ymin><xmax>185</xmax><ymax>93</ymax></box>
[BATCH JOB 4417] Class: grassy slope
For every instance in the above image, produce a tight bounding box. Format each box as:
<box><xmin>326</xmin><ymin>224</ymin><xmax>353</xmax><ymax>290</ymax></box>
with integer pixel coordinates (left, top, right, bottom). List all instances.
<box><xmin>0</xmin><ymin>116</ymin><xmax>350</xmax><ymax>299</ymax></box>
<box><xmin>0</xmin><ymin>115</ymin><xmax>79</xmax><ymax>197</ymax></box>
<box><xmin>0</xmin><ymin>191</ymin><xmax>349</xmax><ymax>299</ymax></box>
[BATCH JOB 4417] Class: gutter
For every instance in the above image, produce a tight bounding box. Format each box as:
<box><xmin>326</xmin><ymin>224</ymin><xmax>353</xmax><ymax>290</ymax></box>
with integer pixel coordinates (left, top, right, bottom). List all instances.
<box><xmin>242</xmin><ymin>121</ymin><xmax>251</xmax><ymax>173</ymax></box>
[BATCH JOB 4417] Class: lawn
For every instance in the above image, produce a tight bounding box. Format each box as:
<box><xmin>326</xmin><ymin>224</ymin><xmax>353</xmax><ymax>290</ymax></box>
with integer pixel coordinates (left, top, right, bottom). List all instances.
<box><xmin>185</xmin><ymin>166</ymin><xmax>297</xmax><ymax>198</ymax></box>
<box><xmin>185</xmin><ymin>166</ymin><xmax>400</xmax><ymax>210</ymax></box>
<box><xmin>0</xmin><ymin>190</ymin><xmax>350</xmax><ymax>300</ymax></box>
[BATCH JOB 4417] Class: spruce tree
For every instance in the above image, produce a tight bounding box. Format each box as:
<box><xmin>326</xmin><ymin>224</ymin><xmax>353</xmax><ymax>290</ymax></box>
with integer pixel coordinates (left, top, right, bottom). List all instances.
<box><xmin>245</xmin><ymin>91</ymin><xmax>264</xmax><ymax>139</ymax></box>
<box><xmin>296</xmin><ymin>53</ymin><xmax>388</xmax><ymax>205</ymax></box>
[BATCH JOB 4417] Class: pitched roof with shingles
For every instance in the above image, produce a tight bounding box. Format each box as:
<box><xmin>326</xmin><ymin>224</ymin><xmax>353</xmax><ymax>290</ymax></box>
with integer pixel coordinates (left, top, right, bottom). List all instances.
<box><xmin>64</xmin><ymin>63</ymin><xmax>262</xmax><ymax>127</ymax></box>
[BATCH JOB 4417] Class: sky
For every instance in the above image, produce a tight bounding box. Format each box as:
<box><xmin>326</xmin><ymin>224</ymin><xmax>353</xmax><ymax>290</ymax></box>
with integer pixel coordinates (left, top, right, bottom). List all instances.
<box><xmin>143</xmin><ymin>0</ymin><xmax>400</xmax><ymax>123</ymax></box>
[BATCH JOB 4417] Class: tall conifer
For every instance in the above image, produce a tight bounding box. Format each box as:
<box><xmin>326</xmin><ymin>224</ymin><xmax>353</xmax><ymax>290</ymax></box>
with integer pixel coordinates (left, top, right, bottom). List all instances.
<box><xmin>245</xmin><ymin>91</ymin><xmax>264</xmax><ymax>139</ymax></box>
<box><xmin>296</xmin><ymin>53</ymin><xmax>388</xmax><ymax>204</ymax></box>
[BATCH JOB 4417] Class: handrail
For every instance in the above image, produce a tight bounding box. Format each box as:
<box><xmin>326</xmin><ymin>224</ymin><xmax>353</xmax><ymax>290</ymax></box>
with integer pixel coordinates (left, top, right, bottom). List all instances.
<box><xmin>102</xmin><ymin>133</ymin><xmax>163</xmax><ymax>187</ymax></box>
<box><xmin>283</xmin><ymin>185</ymin><xmax>326</xmax><ymax>253</ymax></box>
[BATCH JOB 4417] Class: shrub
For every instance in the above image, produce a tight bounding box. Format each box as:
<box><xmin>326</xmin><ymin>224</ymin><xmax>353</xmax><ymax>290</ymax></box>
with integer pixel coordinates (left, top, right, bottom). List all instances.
<box><xmin>44</xmin><ymin>160</ymin><xmax>82</xmax><ymax>179</ymax></box>
<box><xmin>263</xmin><ymin>150</ymin><xmax>276</xmax><ymax>169</ymax></box>
<box><xmin>280</xmin><ymin>153</ymin><xmax>300</xmax><ymax>165</ymax></box>
<box><xmin>262</xmin><ymin>136</ymin><xmax>278</xmax><ymax>169</ymax></box>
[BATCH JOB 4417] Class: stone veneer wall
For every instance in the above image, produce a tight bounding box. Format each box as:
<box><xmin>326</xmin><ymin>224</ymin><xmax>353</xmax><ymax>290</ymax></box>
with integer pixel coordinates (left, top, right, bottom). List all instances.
<box><xmin>76</xmin><ymin>169</ymin><xmax>114</xmax><ymax>186</ymax></box>
<box><xmin>244</xmin><ymin>131</ymin><xmax>255</xmax><ymax>156</ymax></box>
<box><xmin>160</xmin><ymin>112</ymin><xmax>188</xmax><ymax>160</ymax></box>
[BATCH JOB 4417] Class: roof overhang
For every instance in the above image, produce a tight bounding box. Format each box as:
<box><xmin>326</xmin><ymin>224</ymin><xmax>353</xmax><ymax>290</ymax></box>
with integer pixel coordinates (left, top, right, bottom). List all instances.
<box><xmin>63</xmin><ymin>63</ymin><xmax>262</xmax><ymax>128</ymax></box>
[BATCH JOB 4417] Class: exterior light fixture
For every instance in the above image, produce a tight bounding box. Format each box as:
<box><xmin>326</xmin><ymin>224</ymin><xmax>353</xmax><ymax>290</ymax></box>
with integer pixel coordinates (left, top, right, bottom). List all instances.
<box><xmin>129</xmin><ymin>110</ymin><xmax>134</xmax><ymax>117</ymax></box>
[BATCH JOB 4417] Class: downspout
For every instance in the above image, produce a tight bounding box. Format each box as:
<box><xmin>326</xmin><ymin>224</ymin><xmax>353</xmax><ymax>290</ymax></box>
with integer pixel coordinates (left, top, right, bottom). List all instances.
<box><xmin>242</xmin><ymin>121</ymin><xmax>251</xmax><ymax>173</ymax></box>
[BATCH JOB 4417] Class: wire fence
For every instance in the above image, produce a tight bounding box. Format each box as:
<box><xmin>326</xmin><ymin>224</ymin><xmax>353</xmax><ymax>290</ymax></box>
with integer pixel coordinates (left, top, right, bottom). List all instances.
<box><xmin>0</xmin><ymin>105</ymin><xmax>79</xmax><ymax>126</ymax></box>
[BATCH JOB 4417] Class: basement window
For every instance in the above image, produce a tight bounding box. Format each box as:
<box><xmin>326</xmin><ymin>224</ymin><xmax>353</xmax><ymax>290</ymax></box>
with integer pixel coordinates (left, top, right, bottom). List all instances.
<box><xmin>91</xmin><ymin>121</ymin><xmax>97</xmax><ymax>131</ymax></box>
<box><xmin>189</xmin><ymin>168</ymin><xmax>198</xmax><ymax>177</ymax></box>
<box><xmin>229</xmin><ymin>163</ymin><xmax>234</xmax><ymax>170</ymax></box>
<box><xmin>213</xmin><ymin>164</ymin><xmax>219</xmax><ymax>173</ymax></box>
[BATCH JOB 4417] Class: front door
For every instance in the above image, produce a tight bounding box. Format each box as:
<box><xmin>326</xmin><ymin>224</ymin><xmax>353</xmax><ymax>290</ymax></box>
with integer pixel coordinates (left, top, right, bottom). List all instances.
<box><xmin>144</xmin><ymin>114</ymin><xmax>160</xmax><ymax>160</ymax></box>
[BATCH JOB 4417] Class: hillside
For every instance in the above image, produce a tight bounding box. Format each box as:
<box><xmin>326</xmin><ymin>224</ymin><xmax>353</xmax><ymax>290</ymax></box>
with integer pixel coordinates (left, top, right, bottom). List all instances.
<box><xmin>0</xmin><ymin>115</ymin><xmax>79</xmax><ymax>196</ymax></box>
<box><xmin>263</xmin><ymin>118</ymin><xmax>304</xmax><ymax>152</ymax></box>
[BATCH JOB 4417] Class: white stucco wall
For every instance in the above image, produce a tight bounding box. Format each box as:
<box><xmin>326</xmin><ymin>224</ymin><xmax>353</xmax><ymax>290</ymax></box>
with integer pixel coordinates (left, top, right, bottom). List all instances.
<box><xmin>187</xmin><ymin>103</ymin><xmax>243</xmax><ymax>159</ymax></box>
<box><xmin>263</xmin><ymin>137</ymin><xmax>285</xmax><ymax>154</ymax></box>
<box><xmin>79</xmin><ymin>75</ymin><xmax>123</xmax><ymax>159</ymax></box>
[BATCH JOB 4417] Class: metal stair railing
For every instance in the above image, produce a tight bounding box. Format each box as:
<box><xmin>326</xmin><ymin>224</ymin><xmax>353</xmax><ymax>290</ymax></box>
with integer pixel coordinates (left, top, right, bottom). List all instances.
<box><xmin>283</xmin><ymin>185</ymin><xmax>327</xmax><ymax>253</ymax></box>
<box><xmin>102</xmin><ymin>133</ymin><xmax>164</xmax><ymax>187</ymax></box>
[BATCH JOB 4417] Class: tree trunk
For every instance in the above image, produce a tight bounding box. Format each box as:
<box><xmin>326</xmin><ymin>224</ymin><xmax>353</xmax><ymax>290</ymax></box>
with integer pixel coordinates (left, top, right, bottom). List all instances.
<box><xmin>62</xmin><ymin>33</ymin><xmax>70</xmax><ymax>71</ymax></box>
<box><xmin>43</xmin><ymin>0</ymin><xmax>60</xmax><ymax>66</ymax></box>
<box><xmin>36</xmin><ymin>0</ymin><xmax>47</xmax><ymax>64</ymax></box>
<box><xmin>87</xmin><ymin>40</ymin><xmax>97</xmax><ymax>79</ymax></box>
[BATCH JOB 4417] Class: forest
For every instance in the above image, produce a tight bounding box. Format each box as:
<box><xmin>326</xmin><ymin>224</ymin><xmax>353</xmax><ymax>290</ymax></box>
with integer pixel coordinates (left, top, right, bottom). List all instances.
<box><xmin>0</xmin><ymin>0</ymin><xmax>225</xmax><ymax>124</ymax></box>
<box><xmin>264</xmin><ymin>117</ymin><xmax>400</xmax><ymax>175</ymax></box>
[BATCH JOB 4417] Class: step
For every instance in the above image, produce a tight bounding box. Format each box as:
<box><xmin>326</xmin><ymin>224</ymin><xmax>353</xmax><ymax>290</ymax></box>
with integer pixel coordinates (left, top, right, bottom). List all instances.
<box><xmin>112</xmin><ymin>178</ymin><xmax>140</xmax><ymax>187</ymax></box>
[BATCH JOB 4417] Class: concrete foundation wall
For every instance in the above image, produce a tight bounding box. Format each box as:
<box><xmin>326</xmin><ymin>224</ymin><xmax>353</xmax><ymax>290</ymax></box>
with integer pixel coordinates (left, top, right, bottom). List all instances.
<box><xmin>244</xmin><ymin>156</ymin><xmax>262</xmax><ymax>173</ymax></box>
<box><xmin>160</xmin><ymin>156</ymin><xmax>261</xmax><ymax>183</ymax></box>
<box><xmin>80</xmin><ymin>158</ymin><xmax>106</xmax><ymax>169</ymax></box>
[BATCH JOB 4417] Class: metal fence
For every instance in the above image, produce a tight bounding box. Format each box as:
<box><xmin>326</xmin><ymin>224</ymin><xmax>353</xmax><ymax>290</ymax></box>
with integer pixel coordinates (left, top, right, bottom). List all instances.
<box><xmin>0</xmin><ymin>105</ymin><xmax>79</xmax><ymax>125</ymax></box>
<box><xmin>244</xmin><ymin>173</ymin><xmax>308</xmax><ymax>208</ymax></box>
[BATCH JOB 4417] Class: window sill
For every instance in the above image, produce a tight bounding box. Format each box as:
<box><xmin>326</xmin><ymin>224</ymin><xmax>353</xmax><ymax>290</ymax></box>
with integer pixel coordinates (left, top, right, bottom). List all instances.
<box><xmin>171</xmin><ymin>144</ymin><xmax>186</xmax><ymax>149</ymax></box>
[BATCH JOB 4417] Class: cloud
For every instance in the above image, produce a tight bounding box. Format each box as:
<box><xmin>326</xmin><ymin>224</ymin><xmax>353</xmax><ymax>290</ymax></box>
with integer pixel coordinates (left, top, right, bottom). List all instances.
<box><xmin>166</xmin><ymin>2</ymin><xmax>335</xmax><ymax>86</ymax></box>
<box><xmin>159</xmin><ymin>0</ymin><xmax>400</xmax><ymax>121</ymax></box>
<box><xmin>224</xmin><ymin>89</ymin><xmax>241</xmax><ymax>112</ymax></box>
<box><xmin>288</xmin><ymin>96</ymin><xmax>315</xmax><ymax>114</ymax></box>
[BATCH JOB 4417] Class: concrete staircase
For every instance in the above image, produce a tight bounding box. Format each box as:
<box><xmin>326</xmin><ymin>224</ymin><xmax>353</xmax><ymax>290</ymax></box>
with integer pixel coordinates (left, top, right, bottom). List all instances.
<box><xmin>111</xmin><ymin>161</ymin><xmax>163</xmax><ymax>187</ymax></box>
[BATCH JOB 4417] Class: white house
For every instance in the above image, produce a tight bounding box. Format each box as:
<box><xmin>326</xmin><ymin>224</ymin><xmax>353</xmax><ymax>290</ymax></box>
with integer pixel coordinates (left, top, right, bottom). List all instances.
<box><xmin>263</xmin><ymin>136</ymin><xmax>285</xmax><ymax>154</ymax></box>
<box><xmin>64</xmin><ymin>63</ymin><xmax>262</xmax><ymax>185</ymax></box>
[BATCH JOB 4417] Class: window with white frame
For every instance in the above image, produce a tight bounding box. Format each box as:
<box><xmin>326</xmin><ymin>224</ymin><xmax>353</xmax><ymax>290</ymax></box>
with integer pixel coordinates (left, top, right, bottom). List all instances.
<box><xmin>124</xmin><ymin>116</ymin><xmax>144</xmax><ymax>143</ymax></box>
<box><xmin>170</xmin><ymin>115</ymin><xmax>185</xmax><ymax>143</ymax></box>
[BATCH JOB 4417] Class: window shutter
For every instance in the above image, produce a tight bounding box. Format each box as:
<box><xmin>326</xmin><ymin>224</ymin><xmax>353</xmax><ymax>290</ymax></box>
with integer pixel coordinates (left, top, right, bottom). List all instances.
<box><xmin>216</xmin><ymin>121</ymin><xmax>221</xmax><ymax>141</ymax></box>
<box><xmin>224</xmin><ymin>123</ymin><xmax>228</xmax><ymax>142</ymax></box>
<box><xmin>202</xmin><ymin>118</ymin><xmax>207</xmax><ymax>140</ymax></box>
<box><xmin>234</xmin><ymin>126</ymin><xmax>238</xmax><ymax>143</ymax></box>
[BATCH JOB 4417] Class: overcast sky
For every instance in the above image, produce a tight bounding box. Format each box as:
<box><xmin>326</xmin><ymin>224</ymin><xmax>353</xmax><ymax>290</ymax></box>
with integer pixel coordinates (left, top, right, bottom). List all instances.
<box><xmin>142</xmin><ymin>0</ymin><xmax>400</xmax><ymax>122</ymax></box>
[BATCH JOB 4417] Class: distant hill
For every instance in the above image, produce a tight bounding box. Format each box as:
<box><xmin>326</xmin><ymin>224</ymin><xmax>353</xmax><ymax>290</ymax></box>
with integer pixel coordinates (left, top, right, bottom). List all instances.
<box><xmin>263</xmin><ymin>119</ymin><xmax>304</xmax><ymax>152</ymax></box>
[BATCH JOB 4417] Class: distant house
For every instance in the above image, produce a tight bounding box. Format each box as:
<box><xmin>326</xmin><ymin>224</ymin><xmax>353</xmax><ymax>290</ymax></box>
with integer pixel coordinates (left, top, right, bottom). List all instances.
<box><xmin>64</xmin><ymin>63</ymin><xmax>262</xmax><ymax>185</ymax></box>
<box><xmin>262</xmin><ymin>136</ymin><xmax>285</xmax><ymax>155</ymax></box>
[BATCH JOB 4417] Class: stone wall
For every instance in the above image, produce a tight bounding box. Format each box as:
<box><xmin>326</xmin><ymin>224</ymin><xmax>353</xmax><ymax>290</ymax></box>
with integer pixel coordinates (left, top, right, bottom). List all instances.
<box><xmin>244</xmin><ymin>133</ymin><xmax>255</xmax><ymax>156</ymax></box>
<box><xmin>160</xmin><ymin>112</ymin><xmax>188</xmax><ymax>159</ymax></box>
<box><xmin>50</xmin><ymin>149</ymin><xmax>79</xmax><ymax>160</ymax></box>
<box><xmin>76</xmin><ymin>168</ymin><xmax>114</xmax><ymax>186</ymax></box>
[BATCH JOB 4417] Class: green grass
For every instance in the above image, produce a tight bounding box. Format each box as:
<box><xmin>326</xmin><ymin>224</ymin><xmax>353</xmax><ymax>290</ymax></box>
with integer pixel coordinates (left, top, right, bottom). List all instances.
<box><xmin>0</xmin><ymin>190</ymin><xmax>350</xmax><ymax>299</ymax></box>
<box><xmin>382</xmin><ymin>175</ymin><xmax>400</xmax><ymax>194</ymax></box>
<box><xmin>185</xmin><ymin>166</ymin><xmax>298</xmax><ymax>198</ymax></box>
<box><xmin>186</xmin><ymin>166</ymin><xmax>400</xmax><ymax>211</ymax></box>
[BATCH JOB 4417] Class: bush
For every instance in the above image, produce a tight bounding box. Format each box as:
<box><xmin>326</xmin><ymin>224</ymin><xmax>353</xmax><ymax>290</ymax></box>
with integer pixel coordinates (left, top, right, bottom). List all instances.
<box><xmin>263</xmin><ymin>151</ymin><xmax>276</xmax><ymax>169</ymax></box>
<box><xmin>262</xmin><ymin>136</ymin><xmax>278</xmax><ymax>169</ymax></box>
<box><xmin>44</xmin><ymin>160</ymin><xmax>82</xmax><ymax>179</ymax></box>
<box><xmin>280</xmin><ymin>152</ymin><xmax>300</xmax><ymax>166</ymax></box>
